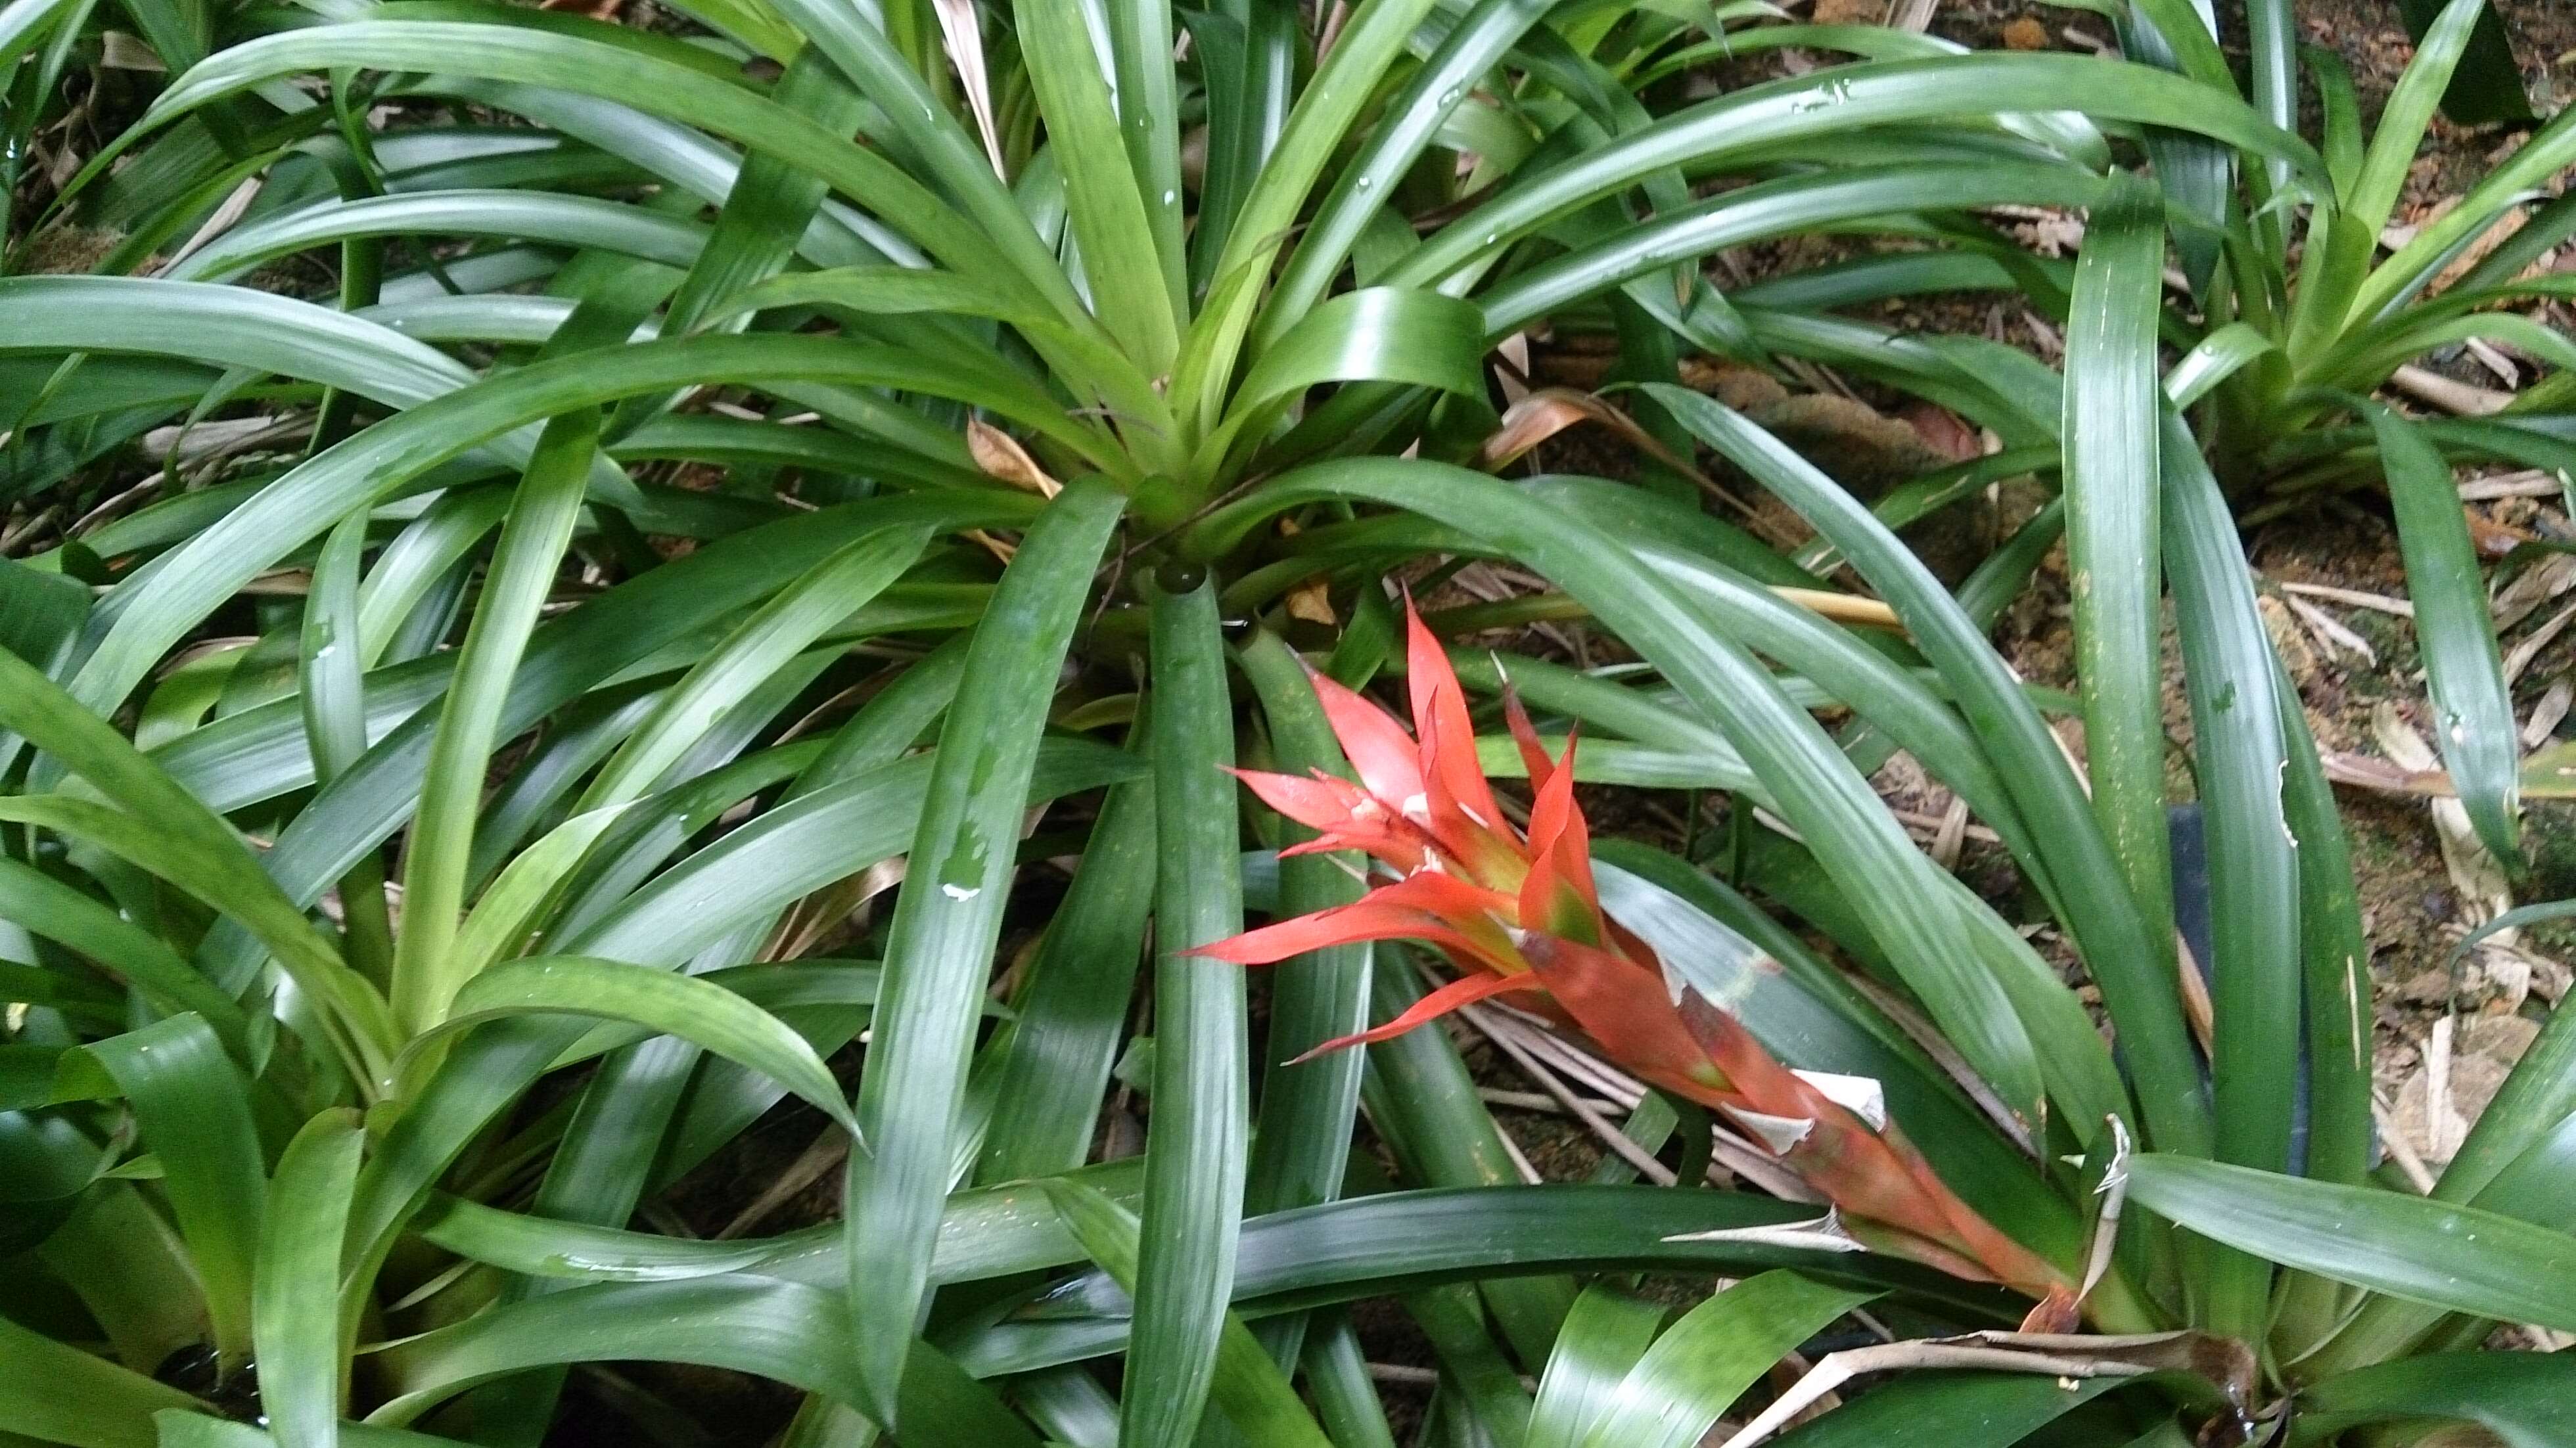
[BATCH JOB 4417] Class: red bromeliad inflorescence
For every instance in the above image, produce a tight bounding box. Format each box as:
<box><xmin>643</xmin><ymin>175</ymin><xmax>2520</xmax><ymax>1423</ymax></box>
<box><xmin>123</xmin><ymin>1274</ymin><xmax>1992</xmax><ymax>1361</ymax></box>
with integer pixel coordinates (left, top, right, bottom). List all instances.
<box><xmin>1197</xmin><ymin>604</ymin><xmax>2070</xmax><ymax>1306</ymax></box>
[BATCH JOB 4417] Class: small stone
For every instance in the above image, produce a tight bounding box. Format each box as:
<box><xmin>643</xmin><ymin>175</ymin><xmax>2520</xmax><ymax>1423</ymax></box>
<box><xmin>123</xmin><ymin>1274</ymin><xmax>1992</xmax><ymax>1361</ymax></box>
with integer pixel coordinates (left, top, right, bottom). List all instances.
<box><xmin>2002</xmin><ymin>16</ymin><xmax>2050</xmax><ymax>49</ymax></box>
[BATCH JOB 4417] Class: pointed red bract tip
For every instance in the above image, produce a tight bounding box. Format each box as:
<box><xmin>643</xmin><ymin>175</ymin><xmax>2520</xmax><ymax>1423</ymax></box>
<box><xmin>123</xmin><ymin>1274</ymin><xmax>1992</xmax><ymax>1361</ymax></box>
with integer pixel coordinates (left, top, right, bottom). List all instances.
<box><xmin>1501</xmin><ymin>681</ymin><xmax>1558</xmax><ymax>791</ymax></box>
<box><xmin>1402</xmin><ymin>604</ymin><xmax>1506</xmax><ymax>842</ymax></box>
<box><xmin>1302</xmin><ymin>667</ymin><xmax>1425</xmax><ymax>807</ymax></box>
<box><xmin>1285</xmin><ymin>970</ymin><xmax>1542</xmax><ymax>1064</ymax></box>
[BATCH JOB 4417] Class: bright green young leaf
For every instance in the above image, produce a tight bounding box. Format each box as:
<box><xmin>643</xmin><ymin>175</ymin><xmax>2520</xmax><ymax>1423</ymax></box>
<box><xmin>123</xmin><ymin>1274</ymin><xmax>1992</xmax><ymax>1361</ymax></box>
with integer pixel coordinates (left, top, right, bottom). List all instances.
<box><xmin>253</xmin><ymin>1111</ymin><xmax>365</xmax><ymax>1448</ymax></box>
<box><xmin>416</xmin><ymin>955</ymin><xmax>860</xmax><ymax>1133</ymax></box>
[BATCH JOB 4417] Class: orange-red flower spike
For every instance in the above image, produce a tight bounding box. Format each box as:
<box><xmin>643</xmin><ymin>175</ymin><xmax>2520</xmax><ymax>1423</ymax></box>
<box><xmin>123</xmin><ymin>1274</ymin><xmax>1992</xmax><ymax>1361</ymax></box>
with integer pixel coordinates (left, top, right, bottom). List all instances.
<box><xmin>1201</xmin><ymin>599</ymin><xmax>2072</xmax><ymax>1311</ymax></box>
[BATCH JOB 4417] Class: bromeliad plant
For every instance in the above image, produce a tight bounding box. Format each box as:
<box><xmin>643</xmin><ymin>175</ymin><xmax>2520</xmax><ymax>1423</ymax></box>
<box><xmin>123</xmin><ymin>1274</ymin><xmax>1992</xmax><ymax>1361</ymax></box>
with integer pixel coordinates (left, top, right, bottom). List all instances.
<box><xmin>2165</xmin><ymin>0</ymin><xmax>2576</xmax><ymax>875</ymax></box>
<box><xmin>1822</xmin><ymin>0</ymin><xmax>2576</xmax><ymax>877</ymax></box>
<box><xmin>6</xmin><ymin>0</ymin><xmax>2576</xmax><ymax>1445</ymax></box>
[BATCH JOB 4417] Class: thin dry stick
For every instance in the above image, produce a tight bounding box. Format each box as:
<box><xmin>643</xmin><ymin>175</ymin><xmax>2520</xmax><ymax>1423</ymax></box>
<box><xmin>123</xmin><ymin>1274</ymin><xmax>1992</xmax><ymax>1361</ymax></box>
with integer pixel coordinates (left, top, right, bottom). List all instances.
<box><xmin>2278</xmin><ymin>580</ymin><xmax>2414</xmax><ymax>618</ymax></box>
<box><xmin>2285</xmin><ymin>594</ymin><xmax>2379</xmax><ymax>666</ymax></box>
<box><xmin>1836</xmin><ymin>970</ymin><xmax>2033</xmax><ymax>1154</ymax></box>
<box><xmin>2525</xmin><ymin>678</ymin><xmax>2573</xmax><ymax>748</ymax></box>
<box><xmin>1702</xmin><ymin>1132</ymin><xmax>1821</xmax><ymax>1203</ymax></box>
<box><xmin>2390</xmin><ymin>363</ymin><xmax>2511</xmax><ymax>416</ymax></box>
<box><xmin>1479</xmin><ymin>993</ymin><xmax>1813</xmax><ymax>1198</ymax></box>
<box><xmin>152</xmin><ymin>176</ymin><xmax>263</xmax><ymax>275</ymax></box>
<box><xmin>1481</xmin><ymin>1000</ymin><xmax>1649</xmax><ymax>1107</ymax></box>
<box><xmin>1509</xmin><ymin>1026</ymin><xmax>1647</xmax><ymax>1110</ymax></box>
<box><xmin>2460</xmin><ymin>468</ymin><xmax>2564</xmax><ymax>501</ymax></box>
<box><xmin>1886</xmin><ymin>805</ymin><xmax>2003</xmax><ymax>847</ymax></box>
<box><xmin>1479</xmin><ymin>1086</ymin><xmax>1623</xmax><ymax>1116</ymax></box>
<box><xmin>2370</xmin><ymin>1089</ymin><xmax>2440</xmax><ymax>1194</ymax></box>
<box><xmin>0</xmin><ymin>505</ymin><xmax>60</xmax><ymax>555</ymax></box>
<box><xmin>1462</xmin><ymin>1003</ymin><xmax>1678</xmax><ymax>1185</ymax></box>
<box><xmin>1492</xmin><ymin>1120</ymin><xmax>1544</xmax><ymax>1185</ymax></box>
<box><xmin>2504</xmin><ymin>599</ymin><xmax>2576</xmax><ymax>685</ymax></box>
<box><xmin>716</xmin><ymin>1127</ymin><xmax>851</xmax><ymax>1240</ymax></box>
<box><xmin>1715</xmin><ymin>1342</ymin><xmax>2157</xmax><ymax>1448</ymax></box>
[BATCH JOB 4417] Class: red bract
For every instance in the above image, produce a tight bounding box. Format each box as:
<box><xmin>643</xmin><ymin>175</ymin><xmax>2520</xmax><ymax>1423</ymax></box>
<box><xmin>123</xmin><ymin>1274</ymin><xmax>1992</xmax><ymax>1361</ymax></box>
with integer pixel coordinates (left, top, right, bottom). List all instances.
<box><xmin>1199</xmin><ymin>605</ymin><xmax>2069</xmax><ymax>1304</ymax></box>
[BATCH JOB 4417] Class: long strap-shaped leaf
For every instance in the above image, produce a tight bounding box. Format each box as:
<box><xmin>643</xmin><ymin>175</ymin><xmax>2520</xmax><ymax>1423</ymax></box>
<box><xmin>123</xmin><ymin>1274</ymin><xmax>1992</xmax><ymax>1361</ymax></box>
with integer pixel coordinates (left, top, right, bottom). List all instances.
<box><xmin>130</xmin><ymin>22</ymin><xmax>1039</xmax><ymax>311</ymax></box>
<box><xmin>2372</xmin><ymin>406</ymin><xmax>2520</xmax><ymax>865</ymax></box>
<box><xmin>1237</xmin><ymin>632</ymin><xmax>1371</xmax><ymax>1265</ymax></box>
<box><xmin>2266</xmin><ymin>623</ymin><xmax>2383</xmax><ymax>1357</ymax></box>
<box><xmin>577</xmin><ymin>526</ymin><xmax>931</xmax><ymax>812</ymax></box>
<box><xmin>388</xmin><ymin>407</ymin><xmax>595</xmax><ymax>1035</ymax></box>
<box><xmin>1645</xmin><ymin>384</ymin><xmax>2160</xmax><ymax>1152</ymax></box>
<box><xmin>1575</xmin><ymin>1273</ymin><xmax>1872</xmax><ymax>1448</ymax></box>
<box><xmin>2357</xmin><ymin>101</ymin><xmax>2576</xmax><ymax>324</ymax></box>
<box><xmin>365</xmin><ymin>1276</ymin><xmax>1032</xmax><ymax>1441</ymax></box>
<box><xmin>956</xmin><ymin>1184</ymin><xmax>2007</xmax><ymax>1377</ymax></box>
<box><xmin>2159</xmin><ymin>413</ymin><xmax>2300</xmax><ymax>1342</ymax></box>
<box><xmin>2319</xmin><ymin>967</ymin><xmax>2576</xmax><ymax>1369</ymax></box>
<box><xmin>1480</xmin><ymin>162</ymin><xmax>2111</xmax><ymax>338</ymax></box>
<box><xmin>152</xmin><ymin>1411</ymin><xmax>457</xmax><ymax>1448</ymax></box>
<box><xmin>0</xmin><ymin>650</ymin><xmax>394</xmax><ymax>1078</ymax></box>
<box><xmin>1356</xmin><ymin>954</ymin><xmax>1578</xmax><ymax>1366</ymax></box>
<box><xmin>341</xmin><ymin>742</ymin><xmax>1138</xmax><ymax>1291</ymax></box>
<box><xmin>72</xmin><ymin>1016</ymin><xmax>267</xmax><ymax>1369</ymax></box>
<box><xmin>303</xmin><ymin>512</ymin><xmax>396</xmax><ymax>987</ymax></box>
<box><xmin>624</xmin><ymin>41</ymin><xmax>871</xmax><ymax>443</ymax></box>
<box><xmin>753</xmin><ymin>0</ymin><xmax>1094</xmax><ymax>331</ymax></box>
<box><xmin>0</xmin><ymin>1312</ymin><xmax>203</xmax><ymax>1448</ymax></box>
<box><xmin>0</xmin><ymin>0</ymin><xmax>85</xmax><ymax>75</ymax></box>
<box><xmin>1757</xmin><ymin>1372</ymin><xmax>2138</xmax><ymax>1447</ymax></box>
<box><xmin>1126</xmin><ymin>574</ymin><xmax>1250</xmax><ymax>1448</ymax></box>
<box><xmin>161</xmin><ymin>189</ymin><xmax>713</xmax><ymax>283</ymax></box>
<box><xmin>2061</xmin><ymin>172</ymin><xmax>2176</xmax><ymax>964</ymax></box>
<box><xmin>2127</xmin><ymin>1154</ymin><xmax>2576</xmax><ymax>1334</ymax></box>
<box><xmin>1097</xmin><ymin>0</ymin><xmax>1185</xmax><ymax>317</ymax></box>
<box><xmin>405</xmin><ymin>957</ymin><xmax>860</xmax><ymax>1135</ymax></box>
<box><xmin>181</xmin><ymin>500</ymin><xmax>1027</xmax><ymax>999</ymax></box>
<box><xmin>1042</xmin><ymin>1181</ymin><xmax>1334</xmax><ymax>1448</ymax></box>
<box><xmin>971</xmin><ymin>731</ymin><xmax>1157</xmax><ymax>1183</ymax></box>
<box><xmin>843</xmin><ymin>478</ymin><xmax>1124</xmax><ymax>1426</ymax></box>
<box><xmin>1381</xmin><ymin>54</ymin><xmax>2322</xmax><ymax>294</ymax></box>
<box><xmin>1527</xmin><ymin>1286</ymin><xmax>1665</xmax><ymax>1448</ymax></box>
<box><xmin>1193</xmin><ymin>288</ymin><xmax>1488</xmax><ymax>484</ymax></box>
<box><xmin>0</xmin><ymin>856</ymin><xmax>248</xmax><ymax>1048</ymax></box>
<box><xmin>1178</xmin><ymin>0</ymin><xmax>1443</xmax><ymax>443</ymax></box>
<box><xmin>2294</xmin><ymin>1351</ymin><xmax>2576</xmax><ymax>1448</ymax></box>
<box><xmin>33</xmin><ymin>327</ymin><xmax>1073</xmax><ymax>746</ymax></box>
<box><xmin>1014</xmin><ymin>0</ymin><xmax>1178</xmax><ymax>371</ymax></box>
<box><xmin>2286</xmin><ymin>0</ymin><xmax>2488</xmax><ymax>352</ymax></box>
<box><xmin>254</xmin><ymin>1110</ymin><xmax>364</xmax><ymax>1448</ymax></box>
<box><xmin>417</xmin><ymin>1154</ymin><xmax>1147</xmax><ymax>1288</ymax></box>
<box><xmin>1258</xmin><ymin>0</ymin><xmax>1556</xmax><ymax>342</ymax></box>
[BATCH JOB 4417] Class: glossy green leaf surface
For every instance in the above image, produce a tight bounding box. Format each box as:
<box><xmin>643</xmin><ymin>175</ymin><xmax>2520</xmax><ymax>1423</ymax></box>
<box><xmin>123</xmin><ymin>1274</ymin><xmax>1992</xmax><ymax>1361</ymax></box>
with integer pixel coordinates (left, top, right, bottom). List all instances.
<box><xmin>2128</xmin><ymin>1154</ymin><xmax>2576</xmax><ymax>1330</ymax></box>
<box><xmin>844</xmin><ymin>479</ymin><xmax>1124</xmax><ymax>1424</ymax></box>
